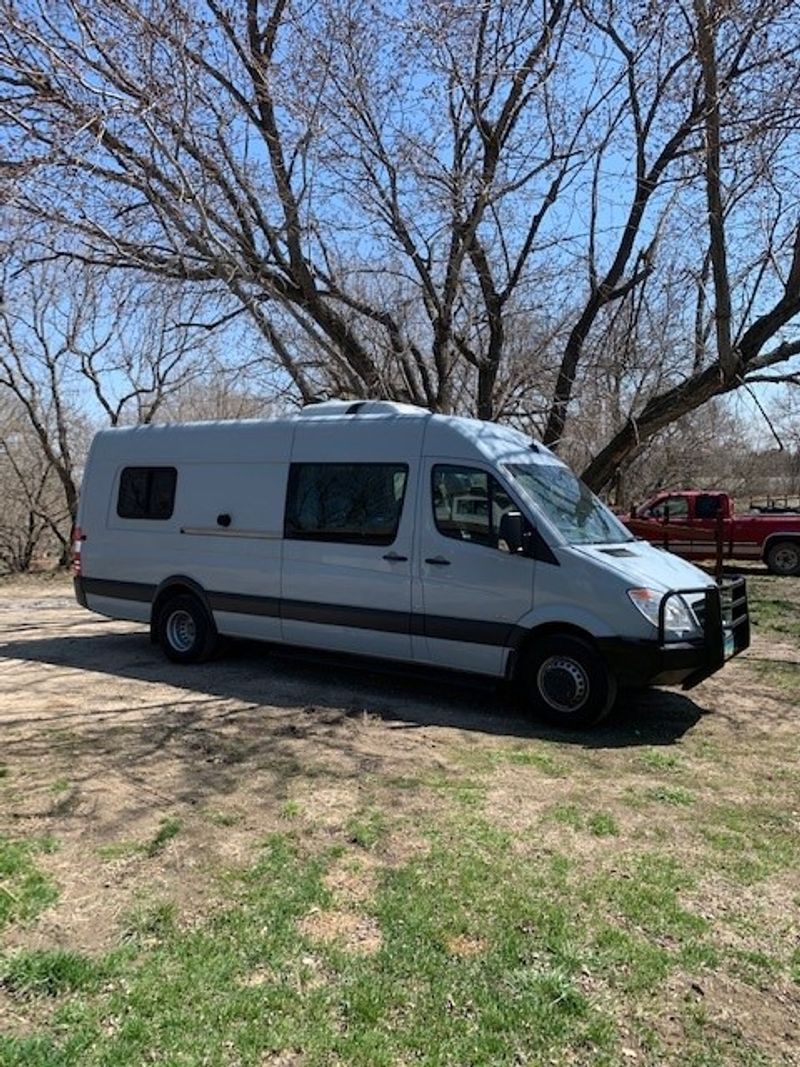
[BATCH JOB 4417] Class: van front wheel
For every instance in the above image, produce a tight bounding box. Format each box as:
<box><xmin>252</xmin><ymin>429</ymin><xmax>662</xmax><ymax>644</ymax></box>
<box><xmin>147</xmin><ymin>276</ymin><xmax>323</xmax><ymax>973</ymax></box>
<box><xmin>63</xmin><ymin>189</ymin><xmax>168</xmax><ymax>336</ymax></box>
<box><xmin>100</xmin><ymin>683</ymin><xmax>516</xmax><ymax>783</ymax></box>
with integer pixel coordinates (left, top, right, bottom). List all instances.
<box><xmin>156</xmin><ymin>594</ymin><xmax>218</xmax><ymax>664</ymax></box>
<box><xmin>520</xmin><ymin>634</ymin><xmax>616</xmax><ymax>729</ymax></box>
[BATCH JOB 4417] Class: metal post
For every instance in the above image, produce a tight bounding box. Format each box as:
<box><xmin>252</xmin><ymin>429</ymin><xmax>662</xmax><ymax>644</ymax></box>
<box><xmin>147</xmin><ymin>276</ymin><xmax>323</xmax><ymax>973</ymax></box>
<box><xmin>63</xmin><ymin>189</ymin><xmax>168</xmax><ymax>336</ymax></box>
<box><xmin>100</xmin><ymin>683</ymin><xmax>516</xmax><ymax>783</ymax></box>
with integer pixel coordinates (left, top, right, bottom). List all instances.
<box><xmin>715</xmin><ymin>509</ymin><xmax>724</xmax><ymax>582</ymax></box>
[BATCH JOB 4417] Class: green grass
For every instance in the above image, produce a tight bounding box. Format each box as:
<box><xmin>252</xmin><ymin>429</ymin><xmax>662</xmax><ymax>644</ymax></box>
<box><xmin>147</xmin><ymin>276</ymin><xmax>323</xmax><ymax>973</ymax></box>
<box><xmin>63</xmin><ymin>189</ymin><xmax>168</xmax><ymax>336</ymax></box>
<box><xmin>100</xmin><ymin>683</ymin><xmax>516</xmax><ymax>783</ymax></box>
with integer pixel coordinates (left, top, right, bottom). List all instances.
<box><xmin>0</xmin><ymin>835</ymin><xmax>58</xmax><ymax>932</ymax></box>
<box><xmin>747</xmin><ymin>659</ymin><xmax>800</xmax><ymax>693</ymax></box>
<box><xmin>747</xmin><ymin>589</ymin><xmax>800</xmax><ymax>641</ymax></box>
<box><xmin>639</xmin><ymin>748</ymin><xmax>681</xmax><ymax>771</ymax></box>
<box><xmin>1</xmin><ymin>823</ymin><xmax>767</xmax><ymax>1067</ymax></box>
<box><xmin>587</xmin><ymin>812</ymin><xmax>619</xmax><ymax>837</ymax></box>
<box><xmin>700</xmin><ymin>803</ymin><xmax>799</xmax><ymax>884</ymax></box>
<box><xmin>0</xmin><ymin>949</ymin><xmax>104</xmax><ymax>998</ymax></box>
<box><xmin>345</xmin><ymin>808</ymin><xmax>388</xmax><ymax>850</ymax></box>
<box><xmin>97</xmin><ymin>817</ymin><xmax>184</xmax><ymax>864</ymax></box>
<box><xmin>1</xmin><ymin>792</ymin><xmax>796</xmax><ymax>1067</ymax></box>
<box><xmin>204</xmin><ymin>808</ymin><xmax>244</xmax><ymax>828</ymax></box>
<box><xmin>645</xmin><ymin>785</ymin><xmax>695</xmax><ymax>806</ymax></box>
<box><xmin>97</xmin><ymin>841</ymin><xmax>142</xmax><ymax>862</ymax></box>
<box><xmin>502</xmin><ymin>749</ymin><xmax>565</xmax><ymax>776</ymax></box>
<box><xmin>458</xmin><ymin>743</ymin><xmax>566</xmax><ymax>778</ymax></box>
<box><xmin>120</xmin><ymin>899</ymin><xmax>179</xmax><ymax>945</ymax></box>
<box><xmin>550</xmin><ymin>803</ymin><xmax>584</xmax><ymax>830</ymax></box>
<box><xmin>144</xmin><ymin>817</ymin><xmax>182</xmax><ymax>858</ymax></box>
<box><xmin>18</xmin><ymin>829</ymin><xmax>610</xmax><ymax>1065</ymax></box>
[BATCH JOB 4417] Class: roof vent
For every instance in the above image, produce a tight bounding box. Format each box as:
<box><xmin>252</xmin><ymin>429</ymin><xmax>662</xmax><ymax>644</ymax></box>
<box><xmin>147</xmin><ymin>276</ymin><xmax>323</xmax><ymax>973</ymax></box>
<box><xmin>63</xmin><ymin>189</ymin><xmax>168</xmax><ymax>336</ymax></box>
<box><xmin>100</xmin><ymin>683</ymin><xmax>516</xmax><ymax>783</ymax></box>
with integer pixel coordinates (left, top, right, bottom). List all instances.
<box><xmin>298</xmin><ymin>399</ymin><xmax>429</xmax><ymax>418</ymax></box>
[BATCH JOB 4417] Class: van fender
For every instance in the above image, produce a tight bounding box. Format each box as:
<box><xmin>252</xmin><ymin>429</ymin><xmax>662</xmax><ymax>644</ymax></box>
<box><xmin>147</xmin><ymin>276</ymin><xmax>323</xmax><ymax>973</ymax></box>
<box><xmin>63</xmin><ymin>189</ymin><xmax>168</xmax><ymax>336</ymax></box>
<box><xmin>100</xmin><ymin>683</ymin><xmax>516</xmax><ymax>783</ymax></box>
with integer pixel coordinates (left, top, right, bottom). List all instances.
<box><xmin>149</xmin><ymin>575</ymin><xmax>215</xmax><ymax>643</ymax></box>
<box><xmin>506</xmin><ymin>604</ymin><xmax>622</xmax><ymax>679</ymax></box>
<box><xmin>513</xmin><ymin>604</ymin><xmax>619</xmax><ymax>643</ymax></box>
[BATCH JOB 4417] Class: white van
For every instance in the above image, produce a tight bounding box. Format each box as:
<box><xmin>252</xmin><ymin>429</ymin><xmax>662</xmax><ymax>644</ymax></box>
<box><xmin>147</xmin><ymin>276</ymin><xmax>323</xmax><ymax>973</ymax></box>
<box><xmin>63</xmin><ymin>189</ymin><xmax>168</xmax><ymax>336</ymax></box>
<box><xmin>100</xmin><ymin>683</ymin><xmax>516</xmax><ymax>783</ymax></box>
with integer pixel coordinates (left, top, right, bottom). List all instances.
<box><xmin>72</xmin><ymin>401</ymin><xmax>750</xmax><ymax>727</ymax></box>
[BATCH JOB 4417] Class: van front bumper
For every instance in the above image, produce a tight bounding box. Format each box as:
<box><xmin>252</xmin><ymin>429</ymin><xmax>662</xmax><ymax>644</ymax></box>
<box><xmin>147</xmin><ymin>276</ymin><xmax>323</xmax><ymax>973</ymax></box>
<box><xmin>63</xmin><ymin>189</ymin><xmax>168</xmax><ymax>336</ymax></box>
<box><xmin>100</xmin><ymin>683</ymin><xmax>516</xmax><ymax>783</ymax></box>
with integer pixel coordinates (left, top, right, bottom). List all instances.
<box><xmin>597</xmin><ymin>577</ymin><xmax>750</xmax><ymax>690</ymax></box>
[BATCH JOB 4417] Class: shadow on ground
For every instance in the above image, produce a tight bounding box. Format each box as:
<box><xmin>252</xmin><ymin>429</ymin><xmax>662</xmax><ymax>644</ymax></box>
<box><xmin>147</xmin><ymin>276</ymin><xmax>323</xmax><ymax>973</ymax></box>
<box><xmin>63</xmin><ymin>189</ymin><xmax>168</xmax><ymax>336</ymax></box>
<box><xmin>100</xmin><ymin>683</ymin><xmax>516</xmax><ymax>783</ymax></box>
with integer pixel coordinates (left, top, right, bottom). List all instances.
<box><xmin>1</xmin><ymin>627</ymin><xmax>710</xmax><ymax>753</ymax></box>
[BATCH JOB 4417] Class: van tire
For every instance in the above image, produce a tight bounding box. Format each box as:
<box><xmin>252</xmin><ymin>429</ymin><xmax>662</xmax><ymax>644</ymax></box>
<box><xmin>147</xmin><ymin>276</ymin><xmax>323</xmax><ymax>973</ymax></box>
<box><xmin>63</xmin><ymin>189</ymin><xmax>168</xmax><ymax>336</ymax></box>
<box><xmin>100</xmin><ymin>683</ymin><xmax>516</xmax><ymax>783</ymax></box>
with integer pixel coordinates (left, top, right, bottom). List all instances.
<box><xmin>765</xmin><ymin>540</ymin><xmax>800</xmax><ymax>577</ymax></box>
<box><xmin>519</xmin><ymin>634</ymin><xmax>617</xmax><ymax>729</ymax></box>
<box><xmin>156</xmin><ymin>594</ymin><xmax>219</xmax><ymax>664</ymax></box>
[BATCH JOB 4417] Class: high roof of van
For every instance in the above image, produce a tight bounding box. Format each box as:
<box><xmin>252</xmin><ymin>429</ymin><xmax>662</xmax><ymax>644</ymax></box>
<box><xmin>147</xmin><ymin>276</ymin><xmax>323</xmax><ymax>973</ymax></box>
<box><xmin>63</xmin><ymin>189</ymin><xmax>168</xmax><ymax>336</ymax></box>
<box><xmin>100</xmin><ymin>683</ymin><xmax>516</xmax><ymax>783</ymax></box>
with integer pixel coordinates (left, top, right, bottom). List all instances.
<box><xmin>87</xmin><ymin>401</ymin><xmax>557</xmax><ymax>468</ymax></box>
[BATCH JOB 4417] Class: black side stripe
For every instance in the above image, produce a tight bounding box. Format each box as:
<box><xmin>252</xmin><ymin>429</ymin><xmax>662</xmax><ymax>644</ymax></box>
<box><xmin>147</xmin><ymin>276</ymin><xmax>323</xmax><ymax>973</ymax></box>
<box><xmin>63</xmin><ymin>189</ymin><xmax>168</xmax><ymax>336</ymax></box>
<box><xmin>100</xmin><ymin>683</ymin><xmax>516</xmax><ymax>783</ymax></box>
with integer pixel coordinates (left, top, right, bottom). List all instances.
<box><xmin>81</xmin><ymin>577</ymin><xmax>525</xmax><ymax>649</ymax></box>
<box><xmin>281</xmin><ymin>598</ymin><xmax>410</xmax><ymax>635</ymax></box>
<box><xmin>209</xmin><ymin>591</ymin><xmax>281</xmax><ymax>617</ymax></box>
<box><xmin>84</xmin><ymin>578</ymin><xmax>154</xmax><ymax>603</ymax></box>
<box><xmin>422</xmin><ymin>613</ymin><xmax>521</xmax><ymax>648</ymax></box>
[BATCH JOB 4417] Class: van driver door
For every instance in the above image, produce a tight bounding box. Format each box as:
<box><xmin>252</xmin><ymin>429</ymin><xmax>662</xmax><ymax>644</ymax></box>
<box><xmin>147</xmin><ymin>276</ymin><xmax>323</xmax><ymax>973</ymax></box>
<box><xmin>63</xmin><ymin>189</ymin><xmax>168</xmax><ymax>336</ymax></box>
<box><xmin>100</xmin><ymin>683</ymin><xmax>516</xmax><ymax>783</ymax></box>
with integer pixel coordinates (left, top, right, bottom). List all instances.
<box><xmin>414</xmin><ymin>461</ymin><xmax>535</xmax><ymax>676</ymax></box>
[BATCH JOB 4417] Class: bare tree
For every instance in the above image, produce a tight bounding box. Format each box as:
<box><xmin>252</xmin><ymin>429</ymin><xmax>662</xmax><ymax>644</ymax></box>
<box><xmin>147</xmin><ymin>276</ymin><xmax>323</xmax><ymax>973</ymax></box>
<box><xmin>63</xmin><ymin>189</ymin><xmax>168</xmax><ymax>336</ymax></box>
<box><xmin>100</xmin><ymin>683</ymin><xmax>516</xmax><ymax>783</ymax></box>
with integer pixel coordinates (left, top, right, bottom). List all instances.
<box><xmin>0</xmin><ymin>0</ymin><xmax>798</xmax><ymax>489</ymax></box>
<box><xmin>0</xmin><ymin>0</ymin><xmax>594</xmax><ymax>409</ymax></box>
<box><xmin>0</xmin><ymin>394</ymin><xmax>68</xmax><ymax>571</ymax></box>
<box><xmin>581</xmin><ymin>1</ymin><xmax>800</xmax><ymax>489</ymax></box>
<box><xmin>0</xmin><ymin>247</ymin><xmax>234</xmax><ymax>542</ymax></box>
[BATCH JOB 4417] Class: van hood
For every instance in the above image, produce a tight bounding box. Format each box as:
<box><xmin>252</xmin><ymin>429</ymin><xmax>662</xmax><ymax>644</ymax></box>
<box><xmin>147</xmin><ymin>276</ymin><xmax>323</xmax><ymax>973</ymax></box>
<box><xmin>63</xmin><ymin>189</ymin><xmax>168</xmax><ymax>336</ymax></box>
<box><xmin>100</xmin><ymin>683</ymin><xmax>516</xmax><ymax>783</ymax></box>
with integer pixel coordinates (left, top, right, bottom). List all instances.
<box><xmin>564</xmin><ymin>540</ymin><xmax>714</xmax><ymax>594</ymax></box>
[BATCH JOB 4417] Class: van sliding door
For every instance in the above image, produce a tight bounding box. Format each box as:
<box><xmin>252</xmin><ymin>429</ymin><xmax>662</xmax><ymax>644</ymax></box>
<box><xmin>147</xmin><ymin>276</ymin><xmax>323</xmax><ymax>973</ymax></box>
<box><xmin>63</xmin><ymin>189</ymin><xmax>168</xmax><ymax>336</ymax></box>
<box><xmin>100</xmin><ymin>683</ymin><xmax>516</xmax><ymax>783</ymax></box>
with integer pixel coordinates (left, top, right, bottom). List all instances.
<box><xmin>281</xmin><ymin>420</ymin><xmax>420</xmax><ymax>660</ymax></box>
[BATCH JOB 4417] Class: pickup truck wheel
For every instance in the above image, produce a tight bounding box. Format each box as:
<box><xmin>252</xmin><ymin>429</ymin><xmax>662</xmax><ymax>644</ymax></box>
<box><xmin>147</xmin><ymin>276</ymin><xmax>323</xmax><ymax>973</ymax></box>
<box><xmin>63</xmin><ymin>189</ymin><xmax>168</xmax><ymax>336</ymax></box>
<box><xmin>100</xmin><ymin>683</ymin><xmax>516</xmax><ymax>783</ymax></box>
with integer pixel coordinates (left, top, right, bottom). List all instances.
<box><xmin>765</xmin><ymin>541</ymin><xmax>800</xmax><ymax>577</ymax></box>
<box><xmin>520</xmin><ymin>634</ymin><xmax>617</xmax><ymax>729</ymax></box>
<box><xmin>156</xmin><ymin>594</ymin><xmax>219</xmax><ymax>663</ymax></box>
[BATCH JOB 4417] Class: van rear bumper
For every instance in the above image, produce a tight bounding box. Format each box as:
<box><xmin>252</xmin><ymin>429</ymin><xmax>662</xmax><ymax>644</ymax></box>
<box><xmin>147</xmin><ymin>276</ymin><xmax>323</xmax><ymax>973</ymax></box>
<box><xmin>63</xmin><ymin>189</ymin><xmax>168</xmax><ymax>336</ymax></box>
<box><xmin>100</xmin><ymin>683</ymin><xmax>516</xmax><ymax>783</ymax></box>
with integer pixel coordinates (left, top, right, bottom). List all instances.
<box><xmin>597</xmin><ymin>577</ymin><xmax>750</xmax><ymax>690</ymax></box>
<box><xmin>74</xmin><ymin>576</ymin><xmax>88</xmax><ymax>608</ymax></box>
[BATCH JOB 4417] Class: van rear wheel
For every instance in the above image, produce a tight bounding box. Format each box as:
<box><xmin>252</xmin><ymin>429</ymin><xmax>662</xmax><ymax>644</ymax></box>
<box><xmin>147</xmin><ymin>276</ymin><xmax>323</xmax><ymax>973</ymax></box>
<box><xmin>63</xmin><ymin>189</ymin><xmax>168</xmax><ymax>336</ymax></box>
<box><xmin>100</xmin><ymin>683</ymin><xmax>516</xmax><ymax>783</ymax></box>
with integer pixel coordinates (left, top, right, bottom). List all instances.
<box><xmin>157</xmin><ymin>594</ymin><xmax>218</xmax><ymax>663</ymax></box>
<box><xmin>520</xmin><ymin>634</ymin><xmax>616</xmax><ymax>729</ymax></box>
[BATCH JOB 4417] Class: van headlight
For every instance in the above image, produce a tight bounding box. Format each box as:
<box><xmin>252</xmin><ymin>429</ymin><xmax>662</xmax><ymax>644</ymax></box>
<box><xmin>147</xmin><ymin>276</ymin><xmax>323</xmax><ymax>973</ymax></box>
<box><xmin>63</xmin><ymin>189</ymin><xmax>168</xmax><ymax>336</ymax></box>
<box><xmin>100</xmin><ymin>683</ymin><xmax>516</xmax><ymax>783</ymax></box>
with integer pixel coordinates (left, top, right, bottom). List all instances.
<box><xmin>627</xmin><ymin>588</ymin><xmax>700</xmax><ymax>639</ymax></box>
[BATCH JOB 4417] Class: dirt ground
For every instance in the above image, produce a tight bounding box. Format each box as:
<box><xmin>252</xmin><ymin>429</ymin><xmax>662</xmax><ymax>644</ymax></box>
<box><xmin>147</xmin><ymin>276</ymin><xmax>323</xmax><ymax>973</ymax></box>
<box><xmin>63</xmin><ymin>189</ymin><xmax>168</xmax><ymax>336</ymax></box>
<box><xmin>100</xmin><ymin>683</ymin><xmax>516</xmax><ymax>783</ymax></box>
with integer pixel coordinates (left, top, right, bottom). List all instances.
<box><xmin>1</xmin><ymin>573</ymin><xmax>798</xmax><ymax>940</ymax></box>
<box><xmin>0</xmin><ymin>576</ymin><xmax>525</xmax><ymax>953</ymax></box>
<box><xmin>1</xmin><ymin>571</ymin><xmax>799</xmax><ymax>1063</ymax></box>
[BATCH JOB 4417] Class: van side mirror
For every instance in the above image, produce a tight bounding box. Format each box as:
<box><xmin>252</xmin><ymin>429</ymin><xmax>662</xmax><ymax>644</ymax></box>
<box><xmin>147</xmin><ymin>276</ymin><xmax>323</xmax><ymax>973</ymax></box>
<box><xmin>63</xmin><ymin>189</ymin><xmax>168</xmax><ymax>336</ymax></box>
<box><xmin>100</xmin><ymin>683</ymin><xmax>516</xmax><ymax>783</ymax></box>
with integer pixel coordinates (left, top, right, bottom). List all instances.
<box><xmin>498</xmin><ymin>511</ymin><xmax>528</xmax><ymax>554</ymax></box>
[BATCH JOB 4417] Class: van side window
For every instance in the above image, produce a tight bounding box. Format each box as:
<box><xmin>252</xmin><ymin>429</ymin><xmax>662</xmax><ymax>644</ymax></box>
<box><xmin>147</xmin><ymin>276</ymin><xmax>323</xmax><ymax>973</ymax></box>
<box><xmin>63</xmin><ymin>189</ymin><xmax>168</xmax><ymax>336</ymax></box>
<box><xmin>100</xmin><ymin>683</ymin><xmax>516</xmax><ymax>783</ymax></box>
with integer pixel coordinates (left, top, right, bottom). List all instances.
<box><xmin>117</xmin><ymin>467</ymin><xmax>177</xmax><ymax>520</ymax></box>
<box><xmin>432</xmin><ymin>465</ymin><xmax>515</xmax><ymax>549</ymax></box>
<box><xmin>284</xmin><ymin>463</ymin><xmax>408</xmax><ymax>545</ymax></box>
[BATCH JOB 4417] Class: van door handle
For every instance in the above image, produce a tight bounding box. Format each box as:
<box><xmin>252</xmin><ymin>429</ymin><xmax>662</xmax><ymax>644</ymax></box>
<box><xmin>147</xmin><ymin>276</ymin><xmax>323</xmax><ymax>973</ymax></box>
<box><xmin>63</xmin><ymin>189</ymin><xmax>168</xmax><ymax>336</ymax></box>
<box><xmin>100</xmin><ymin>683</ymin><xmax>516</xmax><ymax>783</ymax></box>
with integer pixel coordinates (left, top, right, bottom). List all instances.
<box><xmin>425</xmin><ymin>556</ymin><xmax>451</xmax><ymax>566</ymax></box>
<box><xmin>383</xmin><ymin>552</ymin><xmax>408</xmax><ymax>562</ymax></box>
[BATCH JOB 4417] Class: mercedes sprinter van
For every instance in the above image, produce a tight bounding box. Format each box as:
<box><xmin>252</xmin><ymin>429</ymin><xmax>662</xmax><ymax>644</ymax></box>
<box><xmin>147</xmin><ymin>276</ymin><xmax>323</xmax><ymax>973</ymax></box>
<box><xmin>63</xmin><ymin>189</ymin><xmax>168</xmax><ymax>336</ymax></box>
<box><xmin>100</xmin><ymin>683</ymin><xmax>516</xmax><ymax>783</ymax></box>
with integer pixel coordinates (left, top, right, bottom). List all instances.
<box><xmin>73</xmin><ymin>401</ymin><xmax>750</xmax><ymax>727</ymax></box>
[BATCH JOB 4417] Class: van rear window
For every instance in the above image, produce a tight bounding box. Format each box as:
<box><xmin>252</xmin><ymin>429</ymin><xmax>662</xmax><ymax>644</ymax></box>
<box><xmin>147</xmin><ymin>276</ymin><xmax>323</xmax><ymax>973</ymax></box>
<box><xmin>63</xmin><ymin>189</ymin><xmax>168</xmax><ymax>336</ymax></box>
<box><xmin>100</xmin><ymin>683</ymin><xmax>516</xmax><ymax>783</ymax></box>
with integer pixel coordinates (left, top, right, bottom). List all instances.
<box><xmin>117</xmin><ymin>467</ymin><xmax>177</xmax><ymax>520</ymax></box>
<box><xmin>285</xmin><ymin>463</ymin><xmax>408</xmax><ymax>545</ymax></box>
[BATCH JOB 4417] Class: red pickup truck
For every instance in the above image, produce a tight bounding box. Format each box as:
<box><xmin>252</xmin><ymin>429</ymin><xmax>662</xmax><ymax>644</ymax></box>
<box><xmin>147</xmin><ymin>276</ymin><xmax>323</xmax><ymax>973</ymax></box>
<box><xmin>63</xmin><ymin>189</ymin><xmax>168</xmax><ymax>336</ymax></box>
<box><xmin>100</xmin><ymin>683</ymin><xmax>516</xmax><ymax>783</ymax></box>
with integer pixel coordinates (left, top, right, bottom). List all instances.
<box><xmin>624</xmin><ymin>491</ymin><xmax>800</xmax><ymax>575</ymax></box>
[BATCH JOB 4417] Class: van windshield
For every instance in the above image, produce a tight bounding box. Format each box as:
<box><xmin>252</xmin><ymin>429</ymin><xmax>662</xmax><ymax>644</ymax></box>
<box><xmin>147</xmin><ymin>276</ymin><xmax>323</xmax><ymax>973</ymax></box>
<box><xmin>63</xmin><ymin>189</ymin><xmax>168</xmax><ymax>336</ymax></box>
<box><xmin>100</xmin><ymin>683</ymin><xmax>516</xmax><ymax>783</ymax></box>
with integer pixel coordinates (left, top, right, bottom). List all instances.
<box><xmin>507</xmin><ymin>463</ymin><xmax>633</xmax><ymax>545</ymax></box>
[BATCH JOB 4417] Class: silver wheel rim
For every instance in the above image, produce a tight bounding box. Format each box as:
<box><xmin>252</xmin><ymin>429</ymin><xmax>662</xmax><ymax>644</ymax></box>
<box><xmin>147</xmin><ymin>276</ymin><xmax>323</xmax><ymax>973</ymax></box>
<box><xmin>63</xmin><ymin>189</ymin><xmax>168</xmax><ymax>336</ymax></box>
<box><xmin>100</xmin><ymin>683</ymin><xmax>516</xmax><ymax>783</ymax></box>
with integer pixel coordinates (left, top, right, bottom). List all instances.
<box><xmin>166</xmin><ymin>609</ymin><xmax>196</xmax><ymax>653</ymax></box>
<box><xmin>772</xmin><ymin>545</ymin><xmax>799</xmax><ymax>573</ymax></box>
<box><xmin>537</xmin><ymin>655</ymin><xmax>590</xmax><ymax>713</ymax></box>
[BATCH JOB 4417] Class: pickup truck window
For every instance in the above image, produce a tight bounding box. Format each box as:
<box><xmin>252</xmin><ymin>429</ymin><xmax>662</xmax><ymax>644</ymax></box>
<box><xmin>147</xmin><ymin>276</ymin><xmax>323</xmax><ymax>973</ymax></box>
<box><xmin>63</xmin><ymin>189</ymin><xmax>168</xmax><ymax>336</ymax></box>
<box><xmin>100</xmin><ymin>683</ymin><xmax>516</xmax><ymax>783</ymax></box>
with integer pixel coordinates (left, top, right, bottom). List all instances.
<box><xmin>695</xmin><ymin>494</ymin><xmax>723</xmax><ymax>520</ymax></box>
<box><xmin>642</xmin><ymin>496</ymin><xmax>689</xmax><ymax>521</ymax></box>
<box><xmin>507</xmin><ymin>463</ymin><xmax>632</xmax><ymax>545</ymax></box>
